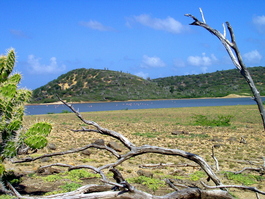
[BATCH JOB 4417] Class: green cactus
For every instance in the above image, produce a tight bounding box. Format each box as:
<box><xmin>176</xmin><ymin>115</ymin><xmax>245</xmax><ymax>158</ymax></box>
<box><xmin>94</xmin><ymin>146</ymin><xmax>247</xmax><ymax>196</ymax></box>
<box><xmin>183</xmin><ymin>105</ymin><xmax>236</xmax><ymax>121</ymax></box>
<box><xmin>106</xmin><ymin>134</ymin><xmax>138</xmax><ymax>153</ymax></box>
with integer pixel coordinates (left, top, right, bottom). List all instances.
<box><xmin>0</xmin><ymin>48</ymin><xmax>52</xmax><ymax>194</ymax></box>
<box><xmin>22</xmin><ymin>122</ymin><xmax>52</xmax><ymax>149</ymax></box>
<box><xmin>0</xmin><ymin>164</ymin><xmax>5</xmax><ymax>176</ymax></box>
<box><xmin>2</xmin><ymin>140</ymin><xmax>17</xmax><ymax>159</ymax></box>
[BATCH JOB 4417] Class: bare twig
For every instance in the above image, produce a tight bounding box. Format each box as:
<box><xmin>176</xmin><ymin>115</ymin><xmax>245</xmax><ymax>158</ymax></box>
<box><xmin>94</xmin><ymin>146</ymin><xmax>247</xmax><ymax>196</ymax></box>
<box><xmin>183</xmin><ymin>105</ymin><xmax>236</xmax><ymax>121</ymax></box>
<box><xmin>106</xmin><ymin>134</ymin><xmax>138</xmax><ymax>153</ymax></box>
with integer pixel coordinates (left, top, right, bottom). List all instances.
<box><xmin>199</xmin><ymin>8</ymin><xmax>206</xmax><ymax>23</ymax></box>
<box><xmin>212</xmin><ymin>146</ymin><xmax>219</xmax><ymax>171</ymax></box>
<box><xmin>234</xmin><ymin>167</ymin><xmax>265</xmax><ymax>175</ymax></box>
<box><xmin>165</xmin><ymin>179</ymin><xmax>180</xmax><ymax>191</ymax></box>
<box><xmin>222</xmin><ymin>23</ymin><xmax>226</xmax><ymax>38</ymax></box>
<box><xmin>201</xmin><ymin>181</ymin><xmax>265</xmax><ymax>195</ymax></box>
<box><xmin>139</xmin><ymin>162</ymin><xmax>198</xmax><ymax>168</ymax></box>
<box><xmin>13</xmin><ymin>142</ymin><xmax>121</xmax><ymax>163</ymax></box>
<box><xmin>240</xmin><ymin>136</ymin><xmax>247</xmax><ymax>144</ymax></box>
<box><xmin>57</xmin><ymin>95</ymin><xmax>136</xmax><ymax>150</ymax></box>
<box><xmin>6</xmin><ymin>182</ymin><xmax>21</xmax><ymax>197</ymax></box>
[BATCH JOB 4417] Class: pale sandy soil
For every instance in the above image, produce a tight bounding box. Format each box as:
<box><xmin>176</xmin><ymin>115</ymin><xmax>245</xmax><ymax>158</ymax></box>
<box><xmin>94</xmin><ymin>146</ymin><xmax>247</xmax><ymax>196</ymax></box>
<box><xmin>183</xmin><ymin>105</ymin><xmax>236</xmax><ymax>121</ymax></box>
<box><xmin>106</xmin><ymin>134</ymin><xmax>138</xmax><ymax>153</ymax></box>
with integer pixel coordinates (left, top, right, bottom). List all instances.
<box><xmin>27</xmin><ymin>94</ymin><xmax>255</xmax><ymax>106</ymax></box>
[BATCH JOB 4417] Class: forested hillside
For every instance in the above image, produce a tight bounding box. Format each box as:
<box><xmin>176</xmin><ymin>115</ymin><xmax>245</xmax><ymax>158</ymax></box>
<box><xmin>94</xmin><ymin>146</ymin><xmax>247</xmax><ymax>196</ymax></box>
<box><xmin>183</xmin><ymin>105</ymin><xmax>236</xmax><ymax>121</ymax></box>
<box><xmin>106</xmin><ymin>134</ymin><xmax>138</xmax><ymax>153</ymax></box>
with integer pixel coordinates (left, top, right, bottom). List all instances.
<box><xmin>31</xmin><ymin>66</ymin><xmax>265</xmax><ymax>103</ymax></box>
<box><xmin>31</xmin><ymin>68</ymin><xmax>170</xmax><ymax>103</ymax></box>
<box><xmin>152</xmin><ymin>66</ymin><xmax>265</xmax><ymax>98</ymax></box>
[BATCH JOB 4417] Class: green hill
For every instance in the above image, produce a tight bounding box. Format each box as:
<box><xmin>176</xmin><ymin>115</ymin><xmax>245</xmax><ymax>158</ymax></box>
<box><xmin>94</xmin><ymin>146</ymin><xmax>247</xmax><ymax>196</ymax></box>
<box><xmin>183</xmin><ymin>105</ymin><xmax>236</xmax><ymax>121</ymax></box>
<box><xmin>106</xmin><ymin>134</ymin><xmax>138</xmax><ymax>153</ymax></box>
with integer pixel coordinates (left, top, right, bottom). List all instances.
<box><xmin>31</xmin><ymin>66</ymin><xmax>265</xmax><ymax>103</ymax></box>
<box><xmin>31</xmin><ymin>68</ymin><xmax>170</xmax><ymax>103</ymax></box>
<box><xmin>152</xmin><ymin>66</ymin><xmax>265</xmax><ymax>98</ymax></box>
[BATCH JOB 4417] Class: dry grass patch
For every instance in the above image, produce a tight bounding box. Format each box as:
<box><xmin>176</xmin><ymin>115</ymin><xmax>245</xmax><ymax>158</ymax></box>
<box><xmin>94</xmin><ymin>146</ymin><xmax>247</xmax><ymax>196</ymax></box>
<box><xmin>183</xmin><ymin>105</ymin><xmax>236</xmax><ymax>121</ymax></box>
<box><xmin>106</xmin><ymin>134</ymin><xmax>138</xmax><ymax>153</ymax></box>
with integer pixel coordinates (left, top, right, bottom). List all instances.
<box><xmin>5</xmin><ymin>105</ymin><xmax>265</xmax><ymax>197</ymax></box>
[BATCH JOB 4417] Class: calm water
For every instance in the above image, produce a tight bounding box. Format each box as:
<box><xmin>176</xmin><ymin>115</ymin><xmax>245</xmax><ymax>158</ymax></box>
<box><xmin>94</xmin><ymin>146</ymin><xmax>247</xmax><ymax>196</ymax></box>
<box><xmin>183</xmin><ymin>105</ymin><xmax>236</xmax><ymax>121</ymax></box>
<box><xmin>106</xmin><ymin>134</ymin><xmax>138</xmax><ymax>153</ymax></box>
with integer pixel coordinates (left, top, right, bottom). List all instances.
<box><xmin>25</xmin><ymin>97</ymin><xmax>265</xmax><ymax>115</ymax></box>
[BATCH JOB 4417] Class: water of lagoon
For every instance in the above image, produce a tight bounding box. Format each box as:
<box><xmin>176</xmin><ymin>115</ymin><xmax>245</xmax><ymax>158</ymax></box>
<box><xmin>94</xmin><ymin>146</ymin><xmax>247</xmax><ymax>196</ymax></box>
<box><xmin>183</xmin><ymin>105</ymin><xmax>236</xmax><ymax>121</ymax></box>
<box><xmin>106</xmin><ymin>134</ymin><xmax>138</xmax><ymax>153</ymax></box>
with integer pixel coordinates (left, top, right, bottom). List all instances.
<box><xmin>25</xmin><ymin>97</ymin><xmax>265</xmax><ymax>115</ymax></box>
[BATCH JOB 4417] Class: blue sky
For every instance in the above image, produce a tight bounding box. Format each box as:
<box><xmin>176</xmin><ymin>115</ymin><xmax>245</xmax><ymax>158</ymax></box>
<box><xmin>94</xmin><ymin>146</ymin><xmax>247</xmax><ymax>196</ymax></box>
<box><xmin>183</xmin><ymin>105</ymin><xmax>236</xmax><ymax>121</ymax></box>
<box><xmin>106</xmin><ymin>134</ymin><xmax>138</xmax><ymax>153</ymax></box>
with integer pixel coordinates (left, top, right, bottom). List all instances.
<box><xmin>1</xmin><ymin>0</ymin><xmax>265</xmax><ymax>89</ymax></box>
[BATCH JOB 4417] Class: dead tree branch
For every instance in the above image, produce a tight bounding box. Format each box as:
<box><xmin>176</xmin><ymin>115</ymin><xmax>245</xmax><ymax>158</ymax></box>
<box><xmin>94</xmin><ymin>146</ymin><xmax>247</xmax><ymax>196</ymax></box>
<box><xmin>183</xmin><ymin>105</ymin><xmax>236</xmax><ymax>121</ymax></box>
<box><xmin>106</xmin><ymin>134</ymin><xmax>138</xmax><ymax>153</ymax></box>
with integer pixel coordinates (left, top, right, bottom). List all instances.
<box><xmin>139</xmin><ymin>162</ymin><xmax>198</xmax><ymax>169</ymax></box>
<box><xmin>13</xmin><ymin>142</ymin><xmax>121</xmax><ymax>163</ymax></box>
<box><xmin>18</xmin><ymin>186</ymin><xmax>234</xmax><ymax>199</ymax></box>
<box><xmin>11</xmin><ymin>96</ymin><xmax>265</xmax><ymax>198</ymax></box>
<box><xmin>201</xmin><ymin>181</ymin><xmax>265</xmax><ymax>195</ymax></box>
<box><xmin>59</xmin><ymin>96</ymin><xmax>136</xmax><ymax>150</ymax></box>
<box><xmin>234</xmin><ymin>167</ymin><xmax>265</xmax><ymax>175</ymax></box>
<box><xmin>212</xmin><ymin>145</ymin><xmax>219</xmax><ymax>171</ymax></box>
<box><xmin>185</xmin><ymin>12</ymin><xmax>265</xmax><ymax>130</ymax></box>
<box><xmin>59</xmin><ymin>97</ymin><xmax>223</xmax><ymax>186</ymax></box>
<box><xmin>11</xmin><ymin>99</ymin><xmax>234</xmax><ymax>198</ymax></box>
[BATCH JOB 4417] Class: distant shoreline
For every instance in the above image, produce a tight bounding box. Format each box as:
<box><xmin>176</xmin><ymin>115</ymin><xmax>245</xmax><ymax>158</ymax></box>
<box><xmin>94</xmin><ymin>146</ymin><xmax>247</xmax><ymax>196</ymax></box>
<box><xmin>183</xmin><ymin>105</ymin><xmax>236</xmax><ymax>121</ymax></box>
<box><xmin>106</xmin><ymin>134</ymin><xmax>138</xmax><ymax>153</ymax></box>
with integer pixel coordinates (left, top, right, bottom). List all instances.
<box><xmin>26</xmin><ymin>94</ymin><xmax>253</xmax><ymax>106</ymax></box>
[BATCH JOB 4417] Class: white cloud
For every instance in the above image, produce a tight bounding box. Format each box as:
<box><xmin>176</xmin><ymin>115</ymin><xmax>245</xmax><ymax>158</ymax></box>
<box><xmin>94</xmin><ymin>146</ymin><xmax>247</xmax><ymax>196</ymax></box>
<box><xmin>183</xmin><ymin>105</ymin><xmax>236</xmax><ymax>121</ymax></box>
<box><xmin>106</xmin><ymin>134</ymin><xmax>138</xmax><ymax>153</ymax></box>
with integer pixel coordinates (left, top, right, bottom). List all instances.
<box><xmin>10</xmin><ymin>29</ymin><xmax>30</xmax><ymax>39</ymax></box>
<box><xmin>79</xmin><ymin>20</ymin><xmax>114</xmax><ymax>31</ymax></box>
<box><xmin>174</xmin><ymin>58</ymin><xmax>186</xmax><ymax>67</ymax></box>
<box><xmin>27</xmin><ymin>55</ymin><xmax>66</xmax><ymax>74</ymax></box>
<box><xmin>127</xmin><ymin>14</ymin><xmax>186</xmax><ymax>34</ymax></box>
<box><xmin>187</xmin><ymin>53</ymin><xmax>218</xmax><ymax>73</ymax></box>
<box><xmin>141</xmin><ymin>55</ymin><xmax>166</xmax><ymax>68</ymax></box>
<box><xmin>187</xmin><ymin>53</ymin><xmax>217</xmax><ymax>66</ymax></box>
<box><xmin>243</xmin><ymin>50</ymin><xmax>262</xmax><ymax>64</ymax></box>
<box><xmin>253</xmin><ymin>15</ymin><xmax>265</xmax><ymax>25</ymax></box>
<box><xmin>253</xmin><ymin>15</ymin><xmax>265</xmax><ymax>33</ymax></box>
<box><xmin>135</xmin><ymin>71</ymin><xmax>149</xmax><ymax>79</ymax></box>
<box><xmin>201</xmin><ymin>66</ymin><xmax>208</xmax><ymax>73</ymax></box>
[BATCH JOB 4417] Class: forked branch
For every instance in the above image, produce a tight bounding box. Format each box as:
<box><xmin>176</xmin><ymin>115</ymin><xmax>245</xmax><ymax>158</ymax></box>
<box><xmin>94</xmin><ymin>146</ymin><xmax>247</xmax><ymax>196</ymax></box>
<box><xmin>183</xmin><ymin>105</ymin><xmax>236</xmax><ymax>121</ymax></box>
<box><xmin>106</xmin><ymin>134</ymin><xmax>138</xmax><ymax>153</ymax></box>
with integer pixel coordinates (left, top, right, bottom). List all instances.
<box><xmin>185</xmin><ymin>11</ymin><xmax>265</xmax><ymax>130</ymax></box>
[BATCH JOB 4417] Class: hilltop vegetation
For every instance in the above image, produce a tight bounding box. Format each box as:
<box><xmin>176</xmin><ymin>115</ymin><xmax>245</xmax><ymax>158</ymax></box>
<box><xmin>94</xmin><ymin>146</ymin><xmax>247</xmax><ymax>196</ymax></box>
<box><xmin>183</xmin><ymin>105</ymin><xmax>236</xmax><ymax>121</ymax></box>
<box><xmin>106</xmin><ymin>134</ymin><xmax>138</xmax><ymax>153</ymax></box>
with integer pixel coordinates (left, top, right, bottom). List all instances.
<box><xmin>153</xmin><ymin>66</ymin><xmax>265</xmax><ymax>98</ymax></box>
<box><xmin>32</xmin><ymin>68</ymin><xmax>170</xmax><ymax>103</ymax></box>
<box><xmin>31</xmin><ymin>66</ymin><xmax>265</xmax><ymax>103</ymax></box>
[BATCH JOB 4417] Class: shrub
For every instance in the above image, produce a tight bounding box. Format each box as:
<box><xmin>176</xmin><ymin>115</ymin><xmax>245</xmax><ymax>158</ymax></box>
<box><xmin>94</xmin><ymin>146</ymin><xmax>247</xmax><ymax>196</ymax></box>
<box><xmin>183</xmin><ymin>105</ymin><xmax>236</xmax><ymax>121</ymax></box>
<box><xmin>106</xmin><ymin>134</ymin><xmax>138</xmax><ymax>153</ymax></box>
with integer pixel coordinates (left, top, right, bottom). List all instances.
<box><xmin>223</xmin><ymin>171</ymin><xmax>264</xmax><ymax>185</ymax></box>
<box><xmin>59</xmin><ymin>182</ymin><xmax>82</xmax><ymax>192</ymax></box>
<box><xmin>61</xmin><ymin>110</ymin><xmax>71</xmax><ymax>113</ymax></box>
<box><xmin>189</xmin><ymin>171</ymin><xmax>207</xmax><ymax>181</ymax></box>
<box><xmin>127</xmin><ymin>176</ymin><xmax>165</xmax><ymax>191</ymax></box>
<box><xmin>64</xmin><ymin>169</ymin><xmax>100</xmax><ymax>182</ymax></box>
<box><xmin>192</xmin><ymin>114</ymin><xmax>233</xmax><ymax>126</ymax></box>
<box><xmin>40</xmin><ymin>169</ymin><xmax>100</xmax><ymax>183</ymax></box>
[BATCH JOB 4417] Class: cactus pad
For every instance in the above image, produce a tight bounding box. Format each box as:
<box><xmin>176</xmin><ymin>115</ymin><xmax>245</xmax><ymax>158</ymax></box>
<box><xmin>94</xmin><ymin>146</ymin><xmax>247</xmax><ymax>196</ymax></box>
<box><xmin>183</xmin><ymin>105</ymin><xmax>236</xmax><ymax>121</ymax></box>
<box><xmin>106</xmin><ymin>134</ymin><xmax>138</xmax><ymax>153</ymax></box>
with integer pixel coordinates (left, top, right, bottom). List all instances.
<box><xmin>24</xmin><ymin>135</ymin><xmax>48</xmax><ymax>149</ymax></box>
<box><xmin>0</xmin><ymin>164</ymin><xmax>5</xmax><ymax>176</ymax></box>
<box><xmin>8</xmin><ymin>74</ymin><xmax>21</xmax><ymax>84</ymax></box>
<box><xmin>24</xmin><ymin>122</ymin><xmax>52</xmax><ymax>137</ymax></box>
<box><xmin>22</xmin><ymin>122</ymin><xmax>52</xmax><ymax>149</ymax></box>
<box><xmin>2</xmin><ymin>140</ymin><xmax>17</xmax><ymax>158</ymax></box>
<box><xmin>7</xmin><ymin>120</ymin><xmax>22</xmax><ymax>132</ymax></box>
<box><xmin>0</xmin><ymin>83</ymin><xmax>17</xmax><ymax>98</ymax></box>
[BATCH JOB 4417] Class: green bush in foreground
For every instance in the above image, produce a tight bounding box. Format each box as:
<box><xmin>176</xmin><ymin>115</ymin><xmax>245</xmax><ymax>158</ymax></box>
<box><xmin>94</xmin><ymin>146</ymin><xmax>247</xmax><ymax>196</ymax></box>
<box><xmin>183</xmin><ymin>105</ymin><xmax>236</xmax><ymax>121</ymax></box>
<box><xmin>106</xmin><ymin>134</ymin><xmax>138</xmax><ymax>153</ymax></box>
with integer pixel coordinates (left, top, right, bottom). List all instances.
<box><xmin>0</xmin><ymin>49</ymin><xmax>52</xmax><ymax>193</ymax></box>
<box><xmin>41</xmin><ymin>169</ymin><xmax>100</xmax><ymax>183</ymax></box>
<box><xmin>0</xmin><ymin>195</ymin><xmax>16</xmax><ymax>199</ymax></box>
<box><xmin>223</xmin><ymin>171</ymin><xmax>264</xmax><ymax>185</ymax></box>
<box><xmin>59</xmin><ymin>182</ymin><xmax>82</xmax><ymax>192</ymax></box>
<box><xmin>127</xmin><ymin>176</ymin><xmax>165</xmax><ymax>191</ymax></box>
<box><xmin>192</xmin><ymin>114</ymin><xmax>233</xmax><ymax>126</ymax></box>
